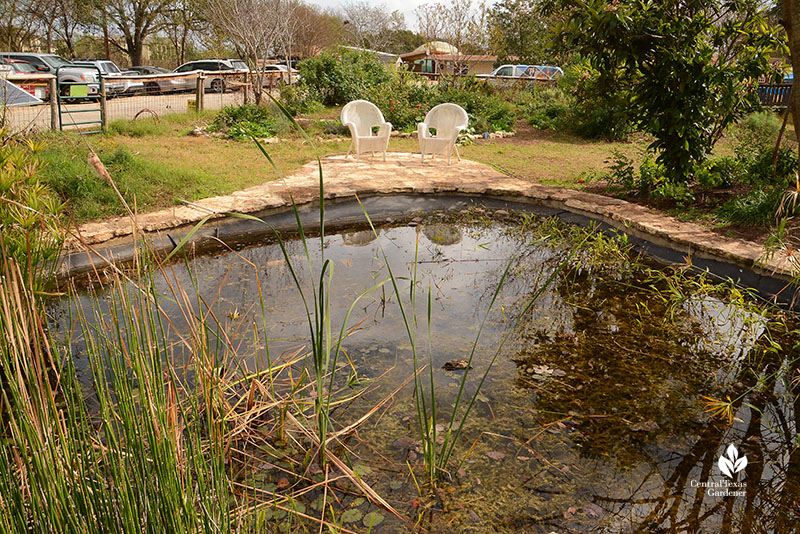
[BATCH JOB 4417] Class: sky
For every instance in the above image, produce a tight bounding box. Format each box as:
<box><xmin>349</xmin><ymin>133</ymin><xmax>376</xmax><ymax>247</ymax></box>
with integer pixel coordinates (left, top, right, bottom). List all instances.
<box><xmin>311</xmin><ymin>0</ymin><xmax>498</xmax><ymax>32</ymax></box>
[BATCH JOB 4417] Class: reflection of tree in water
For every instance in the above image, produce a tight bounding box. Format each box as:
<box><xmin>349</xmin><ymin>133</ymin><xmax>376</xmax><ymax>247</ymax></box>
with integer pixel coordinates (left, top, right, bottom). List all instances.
<box><xmin>422</xmin><ymin>223</ymin><xmax>462</xmax><ymax>246</ymax></box>
<box><xmin>341</xmin><ymin>230</ymin><xmax>379</xmax><ymax>247</ymax></box>
<box><xmin>509</xmin><ymin>269</ymin><xmax>800</xmax><ymax>532</ymax></box>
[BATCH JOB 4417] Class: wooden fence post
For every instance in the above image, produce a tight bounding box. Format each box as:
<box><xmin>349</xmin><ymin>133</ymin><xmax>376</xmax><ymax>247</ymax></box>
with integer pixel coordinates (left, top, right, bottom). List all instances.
<box><xmin>196</xmin><ymin>75</ymin><xmax>206</xmax><ymax>111</ymax></box>
<box><xmin>48</xmin><ymin>77</ymin><xmax>58</xmax><ymax>130</ymax></box>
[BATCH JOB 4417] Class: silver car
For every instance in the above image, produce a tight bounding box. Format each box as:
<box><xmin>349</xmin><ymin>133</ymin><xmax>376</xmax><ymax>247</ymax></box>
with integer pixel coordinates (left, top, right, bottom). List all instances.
<box><xmin>0</xmin><ymin>52</ymin><xmax>100</xmax><ymax>96</ymax></box>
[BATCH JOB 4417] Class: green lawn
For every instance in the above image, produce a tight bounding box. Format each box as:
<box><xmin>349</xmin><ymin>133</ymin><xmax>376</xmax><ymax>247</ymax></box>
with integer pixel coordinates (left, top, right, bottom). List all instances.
<box><xmin>37</xmin><ymin>111</ymin><xmax>643</xmax><ymax>224</ymax></box>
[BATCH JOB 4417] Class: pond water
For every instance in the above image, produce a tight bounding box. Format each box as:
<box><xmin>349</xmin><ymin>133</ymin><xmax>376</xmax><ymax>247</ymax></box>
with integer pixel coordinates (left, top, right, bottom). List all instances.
<box><xmin>53</xmin><ymin>207</ymin><xmax>800</xmax><ymax>533</ymax></box>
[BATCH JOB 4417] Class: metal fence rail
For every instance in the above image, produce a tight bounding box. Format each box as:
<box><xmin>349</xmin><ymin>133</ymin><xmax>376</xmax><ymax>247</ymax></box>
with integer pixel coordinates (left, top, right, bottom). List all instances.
<box><xmin>757</xmin><ymin>83</ymin><xmax>792</xmax><ymax>108</ymax></box>
<box><xmin>4</xmin><ymin>70</ymin><xmax>290</xmax><ymax>134</ymax></box>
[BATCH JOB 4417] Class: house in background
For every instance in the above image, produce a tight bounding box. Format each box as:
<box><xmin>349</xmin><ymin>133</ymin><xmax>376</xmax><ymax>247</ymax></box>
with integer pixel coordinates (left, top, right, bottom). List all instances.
<box><xmin>399</xmin><ymin>41</ymin><xmax>496</xmax><ymax>76</ymax></box>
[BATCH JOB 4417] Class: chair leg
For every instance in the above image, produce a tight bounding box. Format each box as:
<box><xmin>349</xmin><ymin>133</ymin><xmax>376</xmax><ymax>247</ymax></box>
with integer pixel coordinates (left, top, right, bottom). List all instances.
<box><xmin>454</xmin><ymin>145</ymin><xmax>461</xmax><ymax>161</ymax></box>
<box><xmin>346</xmin><ymin>142</ymin><xmax>353</xmax><ymax>158</ymax></box>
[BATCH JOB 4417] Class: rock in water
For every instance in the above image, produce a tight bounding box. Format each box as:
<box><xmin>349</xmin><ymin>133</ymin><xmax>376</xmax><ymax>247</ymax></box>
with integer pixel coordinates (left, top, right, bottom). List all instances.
<box><xmin>442</xmin><ymin>359</ymin><xmax>471</xmax><ymax>371</ymax></box>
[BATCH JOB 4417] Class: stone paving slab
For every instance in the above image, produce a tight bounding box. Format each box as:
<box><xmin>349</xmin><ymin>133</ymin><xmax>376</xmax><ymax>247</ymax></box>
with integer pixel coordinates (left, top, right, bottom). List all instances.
<box><xmin>69</xmin><ymin>152</ymin><xmax>794</xmax><ymax>279</ymax></box>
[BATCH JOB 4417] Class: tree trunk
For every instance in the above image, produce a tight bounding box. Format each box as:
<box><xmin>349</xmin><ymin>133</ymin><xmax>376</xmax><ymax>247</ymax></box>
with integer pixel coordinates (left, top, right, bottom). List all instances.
<box><xmin>783</xmin><ymin>0</ymin><xmax>800</xmax><ymax>170</ymax></box>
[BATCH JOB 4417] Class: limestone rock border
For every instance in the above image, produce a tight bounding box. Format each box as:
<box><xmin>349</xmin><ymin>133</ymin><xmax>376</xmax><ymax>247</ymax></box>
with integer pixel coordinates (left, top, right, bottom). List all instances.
<box><xmin>66</xmin><ymin>153</ymin><xmax>793</xmax><ymax>282</ymax></box>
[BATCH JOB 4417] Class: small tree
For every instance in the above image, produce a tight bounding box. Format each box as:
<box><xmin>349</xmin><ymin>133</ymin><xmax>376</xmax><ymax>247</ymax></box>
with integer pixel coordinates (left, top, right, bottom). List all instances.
<box><xmin>549</xmin><ymin>0</ymin><xmax>785</xmax><ymax>183</ymax></box>
<box><xmin>488</xmin><ymin>0</ymin><xmax>551</xmax><ymax>65</ymax></box>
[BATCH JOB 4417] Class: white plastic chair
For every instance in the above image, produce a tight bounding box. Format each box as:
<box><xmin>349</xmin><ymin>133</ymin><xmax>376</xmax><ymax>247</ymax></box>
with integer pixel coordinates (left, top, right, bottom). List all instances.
<box><xmin>340</xmin><ymin>100</ymin><xmax>392</xmax><ymax>161</ymax></box>
<box><xmin>417</xmin><ymin>103</ymin><xmax>468</xmax><ymax>164</ymax></box>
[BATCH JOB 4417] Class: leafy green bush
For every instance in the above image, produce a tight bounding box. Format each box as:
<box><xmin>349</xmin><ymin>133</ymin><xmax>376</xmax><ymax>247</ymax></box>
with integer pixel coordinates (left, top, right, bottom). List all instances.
<box><xmin>278</xmin><ymin>83</ymin><xmax>323</xmax><ymax>116</ymax></box>
<box><xmin>734</xmin><ymin>111</ymin><xmax>782</xmax><ymax>159</ymax></box>
<box><xmin>744</xmin><ymin>145</ymin><xmax>798</xmax><ymax>187</ymax></box>
<box><xmin>604</xmin><ymin>149</ymin><xmax>666</xmax><ymax>196</ymax></box>
<box><xmin>363</xmin><ymin>72</ymin><xmax>431</xmax><ymax>131</ymax></box>
<box><xmin>696</xmin><ymin>156</ymin><xmax>745</xmax><ymax>189</ymax></box>
<box><xmin>209</xmin><ymin>104</ymin><xmax>288</xmax><ymax>139</ymax></box>
<box><xmin>717</xmin><ymin>188</ymin><xmax>784</xmax><ymax>226</ymax></box>
<box><xmin>434</xmin><ymin>85</ymin><xmax>516</xmax><ymax>133</ymax></box>
<box><xmin>650</xmin><ymin>180</ymin><xmax>695</xmax><ymax>206</ymax></box>
<box><xmin>0</xmin><ymin>134</ymin><xmax>63</xmax><ymax>287</ymax></box>
<box><xmin>522</xmin><ymin>86</ymin><xmax>574</xmax><ymax>131</ymax></box>
<box><xmin>298</xmin><ymin>48</ymin><xmax>391</xmax><ymax>106</ymax></box>
<box><xmin>363</xmin><ymin>73</ymin><xmax>516</xmax><ymax>133</ymax></box>
<box><xmin>515</xmin><ymin>62</ymin><xmax>633</xmax><ymax>140</ymax></box>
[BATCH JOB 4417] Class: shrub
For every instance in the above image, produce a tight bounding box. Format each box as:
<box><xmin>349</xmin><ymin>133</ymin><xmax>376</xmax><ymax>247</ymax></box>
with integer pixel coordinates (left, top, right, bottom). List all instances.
<box><xmin>650</xmin><ymin>180</ymin><xmax>695</xmax><ymax>206</ymax></box>
<box><xmin>363</xmin><ymin>73</ymin><xmax>516</xmax><ymax>133</ymax></box>
<box><xmin>209</xmin><ymin>104</ymin><xmax>288</xmax><ymax>139</ymax></box>
<box><xmin>717</xmin><ymin>188</ymin><xmax>784</xmax><ymax>226</ymax></box>
<box><xmin>278</xmin><ymin>84</ymin><xmax>323</xmax><ymax>116</ymax></box>
<box><xmin>298</xmin><ymin>48</ymin><xmax>391</xmax><ymax>106</ymax></box>
<box><xmin>0</xmin><ymin>133</ymin><xmax>64</xmax><ymax>287</ymax></box>
<box><xmin>734</xmin><ymin>111</ymin><xmax>782</xmax><ymax>158</ymax></box>
<box><xmin>744</xmin><ymin>145</ymin><xmax>798</xmax><ymax>187</ymax></box>
<box><xmin>363</xmin><ymin>72</ymin><xmax>431</xmax><ymax>132</ymax></box>
<box><xmin>434</xmin><ymin>85</ymin><xmax>516</xmax><ymax>133</ymax></box>
<box><xmin>696</xmin><ymin>156</ymin><xmax>745</xmax><ymax>189</ymax></box>
<box><xmin>522</xmin><ymin>86</ymin><xmax>574</xmax><ymax>131</ymax></box>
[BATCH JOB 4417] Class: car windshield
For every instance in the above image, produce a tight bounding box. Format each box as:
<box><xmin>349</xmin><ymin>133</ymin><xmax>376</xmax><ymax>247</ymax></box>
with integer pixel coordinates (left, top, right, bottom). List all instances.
<box><xmin>103</xmin><ymin>62</ymin><xmax>122</xmax><ymax>74</ymax></box>
<box><xmin>13</xmin><ymin>62</ymin><xmax>37</xmax><ymax>73</ymax></box>
<box><xmin>42</xmin><ymin>55</ymin><xmax>73</xmax><ymax>68</ymax></box>
<box><xmin>232</xmin><ymin>60</ymin><xmax>247</xmax><ymax>70</ymax></box>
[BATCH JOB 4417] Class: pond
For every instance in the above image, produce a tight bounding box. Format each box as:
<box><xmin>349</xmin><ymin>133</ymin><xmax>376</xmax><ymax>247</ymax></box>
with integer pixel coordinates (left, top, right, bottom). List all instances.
<box><xmin>53</xmin><ymin>204</ymin><xmax>800</xmax><ymax>533</ymax></box>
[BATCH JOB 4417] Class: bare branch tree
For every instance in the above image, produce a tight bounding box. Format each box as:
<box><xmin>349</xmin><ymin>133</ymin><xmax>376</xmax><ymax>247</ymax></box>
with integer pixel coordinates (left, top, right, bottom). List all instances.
<box><xmin>415</xmin><ymin>0</ymin><xmax>489</xmax><ymax>78</ymax></box>
<box><xmin>340</xmin><ymin>1</ymin><xmax>404</xmax><ymax>52</ymax></box>
<box><xmin>204</xmin><ymin>0</ymin><xmax>294</xmax><ymax>103</ymax></box>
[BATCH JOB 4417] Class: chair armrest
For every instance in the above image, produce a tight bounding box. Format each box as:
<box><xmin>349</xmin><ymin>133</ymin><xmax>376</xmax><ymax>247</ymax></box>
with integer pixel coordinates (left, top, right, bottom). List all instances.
<box><xmin>417</xmin><ymin>122</ymin><xmax>429</xmax><ymax>139</ymax></box>
<box><xmin>342</xmin><ymin>121</ymin><xmax>359</xmax><ymax>138</ymax></box>
<box><xmin>378</xmin><ymin>122</ymin><xmax>392</xmax><ymax>137</ymax></box>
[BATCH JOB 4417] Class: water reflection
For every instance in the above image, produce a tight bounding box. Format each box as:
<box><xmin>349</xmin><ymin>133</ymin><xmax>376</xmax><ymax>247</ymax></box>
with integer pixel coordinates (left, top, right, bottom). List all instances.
<box><xmin>50</xmin><ymin>216</ymin><xmax>799</xmax><ymax>533</ymax></box>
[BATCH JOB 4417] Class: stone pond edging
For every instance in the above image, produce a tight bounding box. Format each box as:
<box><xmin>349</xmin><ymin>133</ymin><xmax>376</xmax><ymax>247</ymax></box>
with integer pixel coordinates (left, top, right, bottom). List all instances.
<box><xmin>67</xmin><ymin>153</ymin><xmax>794</xmax><ymax>281</ymax></box>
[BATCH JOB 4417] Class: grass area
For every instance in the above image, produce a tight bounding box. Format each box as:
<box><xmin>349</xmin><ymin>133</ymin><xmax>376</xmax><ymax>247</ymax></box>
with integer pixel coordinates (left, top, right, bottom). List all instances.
<box><xmin>462</xmin><ymin>127</ymin><xmax>647</xmax><ymax>188</ymax></box>
<box><xmin>35</xmin><ymin>110</ymin><xmax>645</xmax><ymax>223</ymax></box>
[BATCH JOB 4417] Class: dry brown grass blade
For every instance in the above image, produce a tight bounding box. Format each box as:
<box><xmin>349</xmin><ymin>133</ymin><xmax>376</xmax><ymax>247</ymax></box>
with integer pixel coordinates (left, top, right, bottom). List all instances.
<box><xmin>282</xmin><ymin>410</ymin><xmax>409</xmax><ymax>526</ymax></box>
<box><xmin>326</xmin><ymin>367</ymin><xmax>421</xmax><ymax>444</ymax></box>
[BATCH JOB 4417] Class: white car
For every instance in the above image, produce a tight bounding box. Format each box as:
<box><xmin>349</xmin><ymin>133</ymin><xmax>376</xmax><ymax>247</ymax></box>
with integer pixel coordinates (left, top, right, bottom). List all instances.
<box><xmin>73</xmin><ymin>59</ymin><xmax>144</xmax><ymax>96</ymax></box>
<box><xmin>174</xmin><ymin>59</ymin><xmax>249</xmax><ymax>93</ymax></box>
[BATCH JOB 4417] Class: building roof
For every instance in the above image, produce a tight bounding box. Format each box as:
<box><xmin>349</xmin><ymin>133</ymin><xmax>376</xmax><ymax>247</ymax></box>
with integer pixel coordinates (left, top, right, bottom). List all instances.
<box><xmin>401</xmin><ymin>41</ymin><xmax>460</xmax><ymax>60</ymax></box>
<box><xmin>403</xmin><ymin>54</ymin><xmax>497</xmax><ymax>63</ymax></box>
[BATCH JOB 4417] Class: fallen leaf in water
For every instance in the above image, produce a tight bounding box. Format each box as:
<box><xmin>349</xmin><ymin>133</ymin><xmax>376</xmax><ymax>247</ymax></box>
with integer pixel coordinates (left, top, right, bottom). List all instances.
<box><xmin>277</xmin><ymin>477</ymin><xmax>289</xmax><ymax>489</ymax></box>
<box><xmin>486</xmin><ymin>451</ymin><xmax>506</xmax><ymax>460</ymax></box>
<box><xmin>584</xmin><ymin>502</ymin><xmax>602</xmax><ymax>518</ymax></box>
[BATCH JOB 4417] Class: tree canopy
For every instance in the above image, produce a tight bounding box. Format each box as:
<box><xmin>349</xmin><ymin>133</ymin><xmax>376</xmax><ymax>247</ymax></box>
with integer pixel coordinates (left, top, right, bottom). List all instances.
<box><xmin>549</xmin><ymin>0</ymin><xmax>786</xmax><ymax>182</ymax></box>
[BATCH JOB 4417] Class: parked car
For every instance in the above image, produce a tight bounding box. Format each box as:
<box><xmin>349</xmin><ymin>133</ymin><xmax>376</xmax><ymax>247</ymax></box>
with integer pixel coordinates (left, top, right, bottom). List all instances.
<box><xmin>128</xmin><ymin>65</ymin><xmax>186</xmax><ymax>94</ymax></box>
<box><xmin>1</xmin><ymin>58</ymin><xmax>49</xmax><ymax>99</ymax></box>
<box><xmin>260</xmin><ymin>64</ymin><xmax>300</xmax><ymax>84</ymax></box>
<box><xmin>73</xmin><ymin>59</ymin><xmax>144</xmax><ymax>96</ymax></box>
<box><xmin>174</xmin><ymin>58</ymin><xmax>248</xmax><ymax>93</ymax></box>
<box><xmin>0</xmin><ymin>52</ymin><xmax>100</xmax><ymax>96</ymax></box>
<box><xmin>128</xmin><ymin>66</ymin><xmax>171</xmax><ymax>75</ymax></box>
<box><xmin>523</xmin><ymin>65</ymin><xmax>564</xmax><ymax>81</ymax></box>
<box><xmin>477</xmin><ymin>64</ymin><xmax>563</xmax><ymax>85</ymax></box>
